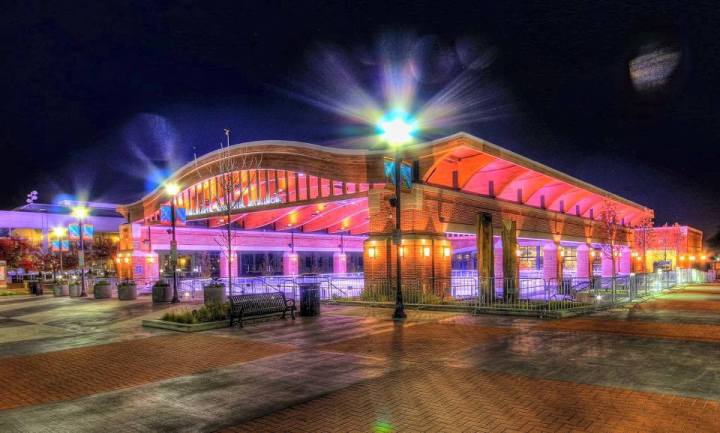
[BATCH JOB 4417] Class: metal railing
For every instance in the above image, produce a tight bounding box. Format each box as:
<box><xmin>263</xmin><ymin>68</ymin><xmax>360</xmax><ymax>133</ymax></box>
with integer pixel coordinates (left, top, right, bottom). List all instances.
<box><xmin>72</xmin><ymin>269</ymin><xmax>712</xmax><ymax>315</ymax></box>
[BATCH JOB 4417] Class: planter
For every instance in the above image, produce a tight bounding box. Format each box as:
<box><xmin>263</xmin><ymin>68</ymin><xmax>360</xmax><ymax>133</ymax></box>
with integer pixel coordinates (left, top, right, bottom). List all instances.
<box><xmin>142</xmin><ymin>319</ymin><xmax>229</xmax><ymax>333</ymax></box>
<box><xmin>152</xmin><ymin>281</ymin><xmax>173</xmax><ymax>303</ymax></box>
<box><xmin>69</xmin><ymin>283</ymin><xmax>82</xmax><ymax>297</ymax></box>
<box><xmin>117</xmin><ymin>282</ymin><xmax>137</xmax><ymax>300</ymax></box>
<box><xmin>203</xmin><ymin>283</ymin><xmax>227</xmax><ymax>305</ymax></box>
<box><xmin>41</xmin><ymin>282</ymin><xmax>55</xmax><ymax>295</ymax></box>
<box><xmin>53</xmin><ymin>283</ymin><xmax>69</xmax><ymax>297</ymax></box>
<box><xmin>93</xmin><ymin>281</ymin><xmax>112</xmax><ymax>299</ymax></box>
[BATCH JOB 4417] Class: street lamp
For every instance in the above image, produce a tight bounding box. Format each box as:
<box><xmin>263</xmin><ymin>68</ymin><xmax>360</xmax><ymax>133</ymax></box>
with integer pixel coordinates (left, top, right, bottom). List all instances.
<box><xmin>52</xmin><ymin>226</ymin><xmax>67</xmax><ymax>279</ymax></box>
<box><xmin>165</xmin><ymin>182</ymin><xmax>181</xmax><ymax>303</ymax></box>
<box><xmin>71</xmin><ymin>206</ymin><xmax>89</xmax><ymax>296</ymax></box>
<box><xmin>377</xmin><ymin>111</ymin><xmax>416</xmax><ymax>320</ymax></box>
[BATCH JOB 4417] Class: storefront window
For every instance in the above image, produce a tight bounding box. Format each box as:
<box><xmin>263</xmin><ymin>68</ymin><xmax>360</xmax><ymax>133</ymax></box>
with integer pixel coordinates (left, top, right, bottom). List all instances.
<box><xmin>346</xmin><ymin>252</ymin><xmax>364</xmax><ymax>273</ymax></box>
<box><xmin>239</xmin><ymin>252</ymin><xmax>283</xmax><ymax>276</ymax></box>
<box><xmin>561</xmin><ymin>247</ymin><xmax>577</xmax><ymax>277</ymax></box>
<box><xmin>299</xmin><ymin>252</ymin><xmax>334</xmax><ymax>274</ymax></box>
<box><xmin>452</xmin><ymin>252</ymin><xmax>476</xmax><ymax>270</ymax></box>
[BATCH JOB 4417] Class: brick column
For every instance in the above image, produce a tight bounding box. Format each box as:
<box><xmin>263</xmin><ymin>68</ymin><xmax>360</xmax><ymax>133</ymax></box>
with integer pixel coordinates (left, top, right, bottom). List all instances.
<box><xmin>601</xmin><ymin>247</ymin><xmax>615</xmax><ymax>277</ymax></box>
<box><xmin>476</xmin><ymin>213</ymin><xmax>495</xmax><ymax>301</ymax></box>
<box><xmin>501</xmin><ymin>220</ymin><xmax>519</xmax><ymax>301</ymax></box>
<box><xmin>619</xmin><ymin>246</ymin><xmax>632</xmax><ymax>275</ymax></box>
<box><xmin>283</xmin><ymin>252</ymin><xmax>299</xmax><ymax>276</ymax></box>
<box><xmin>332</xmin><ymin>252</ymin><xmax>347</xmax><ymax>274</ymax></box>
<box><xmin>576</xmin><ymin>244</ymin><xmax>590</xmax><ymax>279</ymax></box>
<box><xmin>543</xmin><ymin>242</ymin><xmax>559</xmax><ymax>281</ymax></box>
<box><xmin>219</xmin><ymin>250</ymin><xmax>236</xmax><ymax>278</ymax></box>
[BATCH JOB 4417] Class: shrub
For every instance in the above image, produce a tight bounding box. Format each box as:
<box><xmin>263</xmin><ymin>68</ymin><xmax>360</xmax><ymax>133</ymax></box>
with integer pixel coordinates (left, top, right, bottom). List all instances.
<box><xmin>360</xmin><ymin>289</ymin><xmax>392</xmax><ymax>303</ymax></box>
<box><xmin>161</xmin><ymin>302</ymin><xmax>230</xmax><ymax>324</ymax></box>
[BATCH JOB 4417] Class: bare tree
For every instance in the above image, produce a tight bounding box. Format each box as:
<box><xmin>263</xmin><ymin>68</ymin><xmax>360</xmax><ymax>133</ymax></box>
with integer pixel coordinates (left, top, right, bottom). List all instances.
<box><xmin>634</xmin><ymin>214</ymin><xmax>655</xmax><ymax>273</ymax></box>
<box><xmin>598</xmin><ymin>199</ymin><xmax>621</xmax><ymax>278</ymax></box>
<box><xmin>207</xmin><ymin>129</ymin><xmax>262</xmax><ymax>295</ymax></box>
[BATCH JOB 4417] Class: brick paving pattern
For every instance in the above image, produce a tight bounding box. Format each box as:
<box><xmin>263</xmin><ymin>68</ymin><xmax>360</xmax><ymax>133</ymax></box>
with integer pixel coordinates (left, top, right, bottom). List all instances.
<box><xmin>0</xmin><ymin>334</ymin><xmax>293</xmax><ymax>410</ymax></box>
<box><xmin>537</xmin><ymin>317</ymin><xmax>720</xmax><ymax>342</ymax></box>
<box><xmin>319</xmin><ymin>322</ymin><xmax>515</xmax><ymax>360</ymax></box>
<box><xmin>223</xmin><ymin>366</ymin><xmax>720</xmax><ymax>433</ymax></box>
<box><xmin>2</xmin><ymin>286</ymin><xmax>720</xmax><ymax>432</ymax></box>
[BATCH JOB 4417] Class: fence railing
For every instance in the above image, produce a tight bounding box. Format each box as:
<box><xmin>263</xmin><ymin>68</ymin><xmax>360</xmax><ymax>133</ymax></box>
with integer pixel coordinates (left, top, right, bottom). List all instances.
<box><xmin>73</xmin><ymin>269</ymin><xmax>712</xmax><ymax>314</ymax></box>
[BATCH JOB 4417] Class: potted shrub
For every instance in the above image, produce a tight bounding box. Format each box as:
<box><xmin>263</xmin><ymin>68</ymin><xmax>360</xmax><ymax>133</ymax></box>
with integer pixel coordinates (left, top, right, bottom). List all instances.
<box><xmin>152</xmin><ymin>280</ymin><xmax>173</xmax><ymax>303</ymax></box>
<box><xmin>68</xmin><ymin>281</ymin><xmax>81</xmax><ymax>297</ymax></box>
<box><xmin>117</xmin><ymin>281</ymin><xmax>137</xmax><ymax>300</ymax></box>
<box><xmin>93</xmin><ymin>280</ymin><xmax>112</xmax><ymax>299</ymax></box>
<box><xmin>203</xmin><ymin>281</ymin><xmax>227</xmax><ymax>305</ymax></box>
<box><xmin>53</xmin><ymin>282</ymin><xmax>69</xmax><ymax>297</ymax></box>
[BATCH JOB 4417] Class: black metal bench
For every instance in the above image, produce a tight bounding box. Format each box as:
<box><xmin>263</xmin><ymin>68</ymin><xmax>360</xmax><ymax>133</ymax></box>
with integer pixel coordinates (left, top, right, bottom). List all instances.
<box><xmin>228</xmin><ymin>292</ymin><xmax>296</xmax><ymax>327</ymax></box>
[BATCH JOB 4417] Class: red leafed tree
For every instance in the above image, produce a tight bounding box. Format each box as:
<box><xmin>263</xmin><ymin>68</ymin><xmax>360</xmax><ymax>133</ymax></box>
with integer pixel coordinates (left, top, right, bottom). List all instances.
<box><xmin>0</xmin><ymin>238</ymin><xmax>40</xmax><ymax>270</ymax></box>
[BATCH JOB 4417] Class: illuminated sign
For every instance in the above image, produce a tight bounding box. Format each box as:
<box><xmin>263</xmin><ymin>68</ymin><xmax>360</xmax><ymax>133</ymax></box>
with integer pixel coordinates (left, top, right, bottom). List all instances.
<box><xmin>186</xmin><ymin>194</ymin><xmax>282</xmax><ymax>218</ymax></box>
<box><xmin>51</xmin><ymin>240</ymin><xmax>70</xmax><ymax>252</ymax></box>
<box><xmin>160</xmin><ymin>206</ymin><xmax>187</xmax><ymax>226</ymax></box>
<box><xmin>68</xmin><ymin>224</ymin><xmax>93</xmax><ymax>240</ymax></box>
<box><xmin>384</xmin><ymin>160</ymin><xmax>412</xmax><ymax>189</ymax></box>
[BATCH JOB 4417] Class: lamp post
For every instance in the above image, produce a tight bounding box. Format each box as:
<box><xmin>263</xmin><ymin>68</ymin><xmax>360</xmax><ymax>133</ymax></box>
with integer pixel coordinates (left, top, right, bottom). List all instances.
<box><xmin>71</xmin><ymin>206</ymin><xmax>89</xmax><ymax>297</ymax></box>
<box><xmin>377</xmin><ymin>112</ymin><xmax>416</xmax><ymax>320</ymax></box>
<box><xmin>165</xmin><ymin>182</ymin><xmax>181</xmax><ymax>303</ymax></box>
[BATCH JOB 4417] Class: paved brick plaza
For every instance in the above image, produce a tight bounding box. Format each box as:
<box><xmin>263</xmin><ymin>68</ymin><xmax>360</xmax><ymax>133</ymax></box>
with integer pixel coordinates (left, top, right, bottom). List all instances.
<box><xmin>0</xmin><ymin>286</ymin><xmax>719</xmax><ymax>432</ymax></box>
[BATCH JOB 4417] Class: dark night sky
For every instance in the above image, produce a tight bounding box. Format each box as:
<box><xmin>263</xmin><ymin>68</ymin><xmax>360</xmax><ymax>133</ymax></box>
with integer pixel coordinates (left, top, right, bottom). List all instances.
<box><xmin>1</xmin><ymin>0</ymin><xmax>718</xmax><ymax>238</ymax></box>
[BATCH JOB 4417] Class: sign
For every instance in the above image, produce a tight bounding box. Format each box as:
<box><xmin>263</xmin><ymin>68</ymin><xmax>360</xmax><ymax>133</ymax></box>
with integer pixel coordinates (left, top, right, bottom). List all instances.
<box><xmin>68</xmin><ymin>224</ymin><xmax>94</xmax><ymax>240</ymax></box>
<box><xmin>186</xmin><ymin>194</ymin><xmax>282</xmax><ymax>218</ymax></box>
<box><xmin>160</xmin><ymin>206</ymin><xmax>187</xmax><ymax>226</ymax></box>
<box><xmin>384</xmin><ymin>160</ymin><xmax>412</xmax><ymax>190</ymax></box>
<box><xmin>134</xmin><ymin>265</ymin><xmax>144</xmax><ymax>275</ymax></box>
<box><xmin>78</xmin><ymin>251</ymin><xmax>85</xmax><ymax>267</ymax></box>
<box><xmin>51</xmin><ymin>240</ymin><xmax>70</xmax><ymax>252</ymax></box>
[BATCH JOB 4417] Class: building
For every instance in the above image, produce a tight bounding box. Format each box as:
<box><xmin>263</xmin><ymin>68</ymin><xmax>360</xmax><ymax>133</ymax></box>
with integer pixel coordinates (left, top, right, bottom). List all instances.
<box><xmin>0</xmin><ymin>201</ymin><xmax>125</xmax><ymax>274</ymax></box>
<box><xmin>116</xmin><ymin>132</ymin><xmax>668</xmax><ymax>295</ymax></box>
<box><xmin>635</xmin><ymin>224</ymin><xmax>705</xmax><ymax>271</ymax></box>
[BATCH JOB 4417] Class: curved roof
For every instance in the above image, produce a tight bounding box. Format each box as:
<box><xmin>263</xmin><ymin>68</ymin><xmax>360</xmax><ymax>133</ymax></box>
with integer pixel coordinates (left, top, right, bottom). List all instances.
<box><xmin>119</xmin><ymin>133</ymin><xmax>653</xmax><ymax>227</ymax></box>
<box><xmin>408</xmin><ymin>132</ymin><xmax>652</xmax><ymax>225</ymax></box>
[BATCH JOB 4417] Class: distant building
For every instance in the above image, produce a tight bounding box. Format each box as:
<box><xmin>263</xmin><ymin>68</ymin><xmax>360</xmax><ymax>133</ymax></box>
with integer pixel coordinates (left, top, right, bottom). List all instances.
<box><xmin>635</xmin><ymin>224</ymin><xmax>705</xmax><ymax>271</ymax></box>
<box><xmin>0</xmin><ymin>201</ymin><xmax>125</xmax><ymax>272</ymax></box>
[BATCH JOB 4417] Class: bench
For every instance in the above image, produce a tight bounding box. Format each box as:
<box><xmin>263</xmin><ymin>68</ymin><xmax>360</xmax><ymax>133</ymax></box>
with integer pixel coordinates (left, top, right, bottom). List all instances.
<box><xmin>228</xmin><ymin>292</ymin><xmax>296</xmax><ymax>327</ymax></box>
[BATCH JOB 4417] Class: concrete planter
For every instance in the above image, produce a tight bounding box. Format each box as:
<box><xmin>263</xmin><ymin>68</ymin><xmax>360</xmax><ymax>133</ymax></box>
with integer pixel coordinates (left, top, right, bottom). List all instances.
<box><xmin>152</xmin><ymin>282</ymin><xmax>173</xmax><ymax>303</ymax></box>
<box><xmin>203</xmin><ymin>283</ymin><xmax>227</xmax><ymax>305</ymax></box>
<box><xmin>53</xmin><ymin>283</ymin><xmax>69</xmax><ymax>297</ymax></box>
<box><xmin>142</xmin><ymin>319</ymin><xmax>229</xmax><ymax>333</ymax></box>
<box><xmin>117</xmin><ymin>282</ymin><xmax>137</xmax><ymax>300</ymax></box>
<box><xmin>93</xmin><ymin>281</ymin><xmax>112</xmax><ymax>299</ymax></box>
<box><xmin>69</xmin><ymin>283</ymin><xmax>82</xmax><ymax>297</ymax></box>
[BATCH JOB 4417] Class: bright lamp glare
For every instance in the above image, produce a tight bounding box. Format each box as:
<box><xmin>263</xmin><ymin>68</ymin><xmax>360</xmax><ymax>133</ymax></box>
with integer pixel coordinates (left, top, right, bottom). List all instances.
<box><xmin>377</xmin><ymin>113</ymin><xmax>416</xmax><ymax>147</ymax></box>
<box><xmin>164</xmin><ymin>182</ymin><xmax>180</xmax><ymax>196</ymax></box>
<box><xmin>71</xmin><ymin>206</ymin><xmax>89</xmax><ymax>220</ymax></box>
<box><xmin>52</xmin><ymin>226</ymin><xmax>67</xmax><ymax>237</ymax></box>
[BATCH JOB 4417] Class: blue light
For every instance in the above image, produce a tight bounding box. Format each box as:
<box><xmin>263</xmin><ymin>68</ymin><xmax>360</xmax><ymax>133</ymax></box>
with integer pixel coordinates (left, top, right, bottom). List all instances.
<box><xmin>376</xmin><ymin>111</ymin><xmax>417</xmax><ymax>147</ymax></box>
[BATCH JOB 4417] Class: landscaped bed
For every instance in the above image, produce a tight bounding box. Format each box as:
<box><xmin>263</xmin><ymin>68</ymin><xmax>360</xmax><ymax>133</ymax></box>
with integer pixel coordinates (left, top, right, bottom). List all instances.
<box><xmin>142</xmin><ymin>302</ymin><xmax>231</xmax><ymax>332</ymax></box>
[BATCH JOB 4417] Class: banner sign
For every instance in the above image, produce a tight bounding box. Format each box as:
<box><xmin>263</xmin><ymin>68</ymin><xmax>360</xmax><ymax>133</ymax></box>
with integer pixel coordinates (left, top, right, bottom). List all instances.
<box><xmin>384</xmin><ymin>160</ymin><xmax>412</xmax><ymax>190</ymax></box>
<box><xmin>160</xmin><ymin>206</ymin><xmax>187</xmax><ymax>226</ymax></box>
<box><xmin>51</xmin><ymin>240</ymin><xmax>70</xmax><ymax>252</ymax></box>
<box><xmin>68</xmin><ymin>224</ymin><xmax>94</xmax><ymax>240</ymax></box>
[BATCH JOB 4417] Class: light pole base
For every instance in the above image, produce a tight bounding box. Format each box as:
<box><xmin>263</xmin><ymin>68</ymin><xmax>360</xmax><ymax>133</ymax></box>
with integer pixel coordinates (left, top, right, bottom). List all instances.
<box><xmin>392</xmin><ymin>305</ymin><xmax>406</xmax><ymax>320</ymax></box>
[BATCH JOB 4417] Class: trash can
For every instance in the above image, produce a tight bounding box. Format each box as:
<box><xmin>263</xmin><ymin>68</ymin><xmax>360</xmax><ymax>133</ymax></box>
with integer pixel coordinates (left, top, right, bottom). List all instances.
<box><xmin>28</xmin><ymin>281</ymin><xmax>41</xmax><ymax>296</ymax></box>
<box><xmin>298</xmin><ymin>275</ymin><xmax>321</xmax><ymax>317</ymax></box>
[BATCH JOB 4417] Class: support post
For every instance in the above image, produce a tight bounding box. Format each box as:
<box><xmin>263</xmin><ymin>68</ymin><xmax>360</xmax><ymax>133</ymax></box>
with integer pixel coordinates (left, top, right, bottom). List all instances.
<box><xmin>476</xmin><ymin>212</ymin><xmax>494</xmax><ymax>302</ymax></box>
<box><xmin>501</xmin><ymin>220</ymin><xmax>518</xmax><ymax>302</ymax></box>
